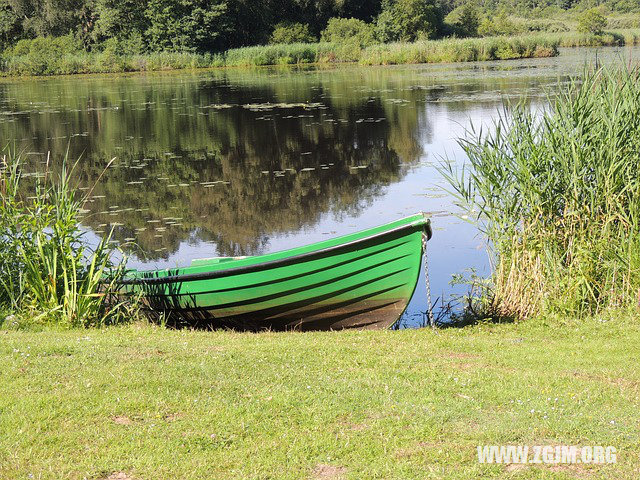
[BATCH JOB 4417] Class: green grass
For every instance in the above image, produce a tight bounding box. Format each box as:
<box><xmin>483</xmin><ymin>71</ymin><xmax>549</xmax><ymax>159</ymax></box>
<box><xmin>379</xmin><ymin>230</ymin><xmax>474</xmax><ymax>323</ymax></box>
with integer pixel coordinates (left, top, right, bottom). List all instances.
<box><xmin>1</xmin><ymin>51</ymin><xmax>225</xmax><ymax>76</ymax></box>
<box><xmin>0</xmin><ymin>34</ymin><xmax>561</xmax><ymax>76</ymax></box>
<box><xmin>223</xmin><ymin>42</ymin><xmax>360</xmax><ymax>66</ymax></box>
<box><xmin>0</xmin><ymin>314</ymin><xmax>638</xmax><ymax>479</ymax></box>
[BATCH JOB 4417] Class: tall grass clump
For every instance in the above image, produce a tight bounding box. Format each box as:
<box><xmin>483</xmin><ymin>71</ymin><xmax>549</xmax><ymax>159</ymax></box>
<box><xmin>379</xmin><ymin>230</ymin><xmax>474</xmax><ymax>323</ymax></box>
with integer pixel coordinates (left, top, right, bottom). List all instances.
<box><xmin>442</xmin><ymin>66</ymin><xmax>640</xmax><ymax>319</ymax></box>
<box><xmin>359</xmin><ymin>35</ymin><xmax>559</xmax><ymax>65</ymax></box>
<box><xmin>224</xmin><ymin>43</ymin><xmax>326</xmax><ymax>66</ymax></box>
<box><xmin>0</xmin><ymin>153</ymin><xmax>133</xmax><ymax>327</ymax></box>
<box><xmin>546</xmin><ymin>29</ymin><xmax>640</xmax><ymax>48</ymax></box>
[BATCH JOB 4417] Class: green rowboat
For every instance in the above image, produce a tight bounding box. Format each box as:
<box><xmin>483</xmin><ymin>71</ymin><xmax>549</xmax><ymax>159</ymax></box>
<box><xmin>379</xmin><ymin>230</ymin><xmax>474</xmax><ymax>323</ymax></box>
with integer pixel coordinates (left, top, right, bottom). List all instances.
<box><xmin>119</xmin><ymin>213</ymin><xmax>432</xmax><ymax>330</ymax></box>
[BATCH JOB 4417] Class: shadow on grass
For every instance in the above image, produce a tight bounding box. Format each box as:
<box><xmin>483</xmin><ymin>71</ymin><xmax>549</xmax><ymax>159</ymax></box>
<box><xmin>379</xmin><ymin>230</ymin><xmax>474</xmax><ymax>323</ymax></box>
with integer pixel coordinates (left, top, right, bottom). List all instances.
<box><xmin>393</xmin><ymin>295</ymin><xmax>516</xmax><ymax>330</ymax></box>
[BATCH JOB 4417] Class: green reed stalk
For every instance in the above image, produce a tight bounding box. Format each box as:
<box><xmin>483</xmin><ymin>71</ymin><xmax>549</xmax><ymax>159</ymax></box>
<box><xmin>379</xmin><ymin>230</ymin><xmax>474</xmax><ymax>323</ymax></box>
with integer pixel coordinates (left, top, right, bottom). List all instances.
<box><xmin>442</xmin><ymin>66</ymin><xmax>640</xmax><ymax>319</ymax></box>
<box><xmin>0</xmin><ymin>152</ymin><xmax>134</xmax><ymax>327</ymax></box>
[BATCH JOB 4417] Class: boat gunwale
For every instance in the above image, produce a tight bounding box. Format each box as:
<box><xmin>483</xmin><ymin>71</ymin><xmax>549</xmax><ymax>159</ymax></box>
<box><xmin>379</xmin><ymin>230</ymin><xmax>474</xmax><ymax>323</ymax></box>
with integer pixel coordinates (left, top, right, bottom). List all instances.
<box><xmin>119</xmin><ymin>217</ymin><xmax>431</xmax><ymax>286</ymax></box>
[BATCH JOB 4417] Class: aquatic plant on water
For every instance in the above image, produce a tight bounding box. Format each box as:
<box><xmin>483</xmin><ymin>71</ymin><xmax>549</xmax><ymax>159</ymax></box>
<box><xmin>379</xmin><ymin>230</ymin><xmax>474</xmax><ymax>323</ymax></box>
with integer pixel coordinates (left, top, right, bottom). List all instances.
<box><xmin>0</xmin><ymin>153</ymin><xmax>134</xmax><ymax>327</ymax></box>
<box><xmin>442</xmin><ymin>66</ymin><xmax>640</xmax><ymax>318</ymax></box>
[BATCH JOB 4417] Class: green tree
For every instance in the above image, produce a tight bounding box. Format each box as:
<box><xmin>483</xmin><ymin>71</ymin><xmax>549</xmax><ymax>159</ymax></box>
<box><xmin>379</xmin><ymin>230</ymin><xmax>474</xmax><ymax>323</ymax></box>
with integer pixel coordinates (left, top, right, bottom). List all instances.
<box><xmin>477</xmin><ymin>13</ymin><xmax>522</xmax><ymax>36</ymax></box>
<box><xmin>145</xmin><ymin>0</ymin><xmax>229</xmax><ymax>52</ymax></box>
<box><xmin>92</xmin><ymin>0</ymin><xmax>148</xmax><ymax>44</ymax></box>
<box><xmin>269</xmin><ymin>22</ymin><xmax>315</xmax><ymax>44</ymax></box>
<box><xmin>321</xmin><ymin>17</ymin><xmax>376</xmax><ymax>46</ymax></box>
<box><xmin>0</xmin><ymin>0</ymin><xmax>20</xmax><ymax>49</ymax></box>
<box><xmin>8</xmin><ymin>0</ymin><xmax>95</xmax><ymax>38</ymax></box>
<box><xmin>339</xmin><ymin>0</ymin><xmax>384</xmax><ymax>21</ymax></box>
<box><xmin>223</xmin><ymin>0</ymin><xmax>376</xmax><ymax>48</ymax></box>
<box><xmin>445</xmin><ymin>4</ymin><xmax>480</xmax><ymax>37</ymax></box>
<box><xmin>376</xmin><ymin>0</ymin><xmax>443</xmax><ymax>42</ymax></box>
<box><xmin>577</xmin><ymin>7</ymin><xmax>607</xmax><ymax>34</ymax></box>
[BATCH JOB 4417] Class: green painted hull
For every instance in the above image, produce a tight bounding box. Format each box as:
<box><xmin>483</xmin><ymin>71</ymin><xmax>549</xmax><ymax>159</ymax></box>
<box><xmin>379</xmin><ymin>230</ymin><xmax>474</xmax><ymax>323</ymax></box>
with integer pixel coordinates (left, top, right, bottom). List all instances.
<box><xmin>120</xmin><ymin>214</ymin><xmax>431</xmax><ymax>330</ymax></box>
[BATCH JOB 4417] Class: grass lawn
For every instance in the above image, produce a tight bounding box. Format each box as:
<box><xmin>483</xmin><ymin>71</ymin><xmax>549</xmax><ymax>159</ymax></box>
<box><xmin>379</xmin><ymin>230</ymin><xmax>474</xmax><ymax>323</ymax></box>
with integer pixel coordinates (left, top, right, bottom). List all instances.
<box><xmin>1</xmin><ymin>315</ymin><xmax>638</xmax><ymax>479</ymax></box>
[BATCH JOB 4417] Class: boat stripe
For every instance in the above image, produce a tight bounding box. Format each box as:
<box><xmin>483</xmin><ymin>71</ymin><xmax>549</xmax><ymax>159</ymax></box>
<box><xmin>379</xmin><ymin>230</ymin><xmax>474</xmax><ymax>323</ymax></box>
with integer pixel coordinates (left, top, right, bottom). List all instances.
<box><xmin>139</xmin><ymin>240</ymin><xmax>410</xmax><ymax>298</ymax></box>
<box><xmin>246</xmin><ymin>283</ymin><xmax>406</xmax><ymax>322</ymax></box>
<box><xmin>173</xmin><ymin>253</ymin><xmax>411</xmax><ymax>311</ymax></box>
<box><xmin>266</xmin><ymin>300</ymin><xmax>399</xmax><ymax>330</ymax></box>
<box><xmin>157</xmin><ymin>267</ymin><xmax>409</xmax><ymax>318</ymax></box>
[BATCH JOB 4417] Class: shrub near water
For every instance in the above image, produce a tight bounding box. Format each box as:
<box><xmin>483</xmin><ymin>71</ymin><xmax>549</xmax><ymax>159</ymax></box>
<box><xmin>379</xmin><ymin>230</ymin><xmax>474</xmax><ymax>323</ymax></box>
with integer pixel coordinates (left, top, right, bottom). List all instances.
<box><xmin>443</xmin><ymin>67</ymin><xmax>640</xmax><ymax>318</ymax></box>
<box><xmin>360</xmin><ymin>35</ymin><xmax>558</xmax><ymax>65</ymax></box>
<box><xmin>269</xmin><ymin>22</ymin><xmax>316</xmax><ymax>44</ymax></box>
<box><xmin>2</xmin><ymin>35</ymin><xmax>84</xmax><ymax>75</ymax></box>
<box><xmin>321</xmin><ymin>18</ymin><xmax>377</xmax><ymax>47</ymax></box>
<box><xmin>224</xmin><ymin>43</ymin><xmax>328</xmax><ymax>66</ymax></box>
<box><xmin>0</xmin><ymin>154</ymin><xmax>132</xmax><ymax>327</ymax></box>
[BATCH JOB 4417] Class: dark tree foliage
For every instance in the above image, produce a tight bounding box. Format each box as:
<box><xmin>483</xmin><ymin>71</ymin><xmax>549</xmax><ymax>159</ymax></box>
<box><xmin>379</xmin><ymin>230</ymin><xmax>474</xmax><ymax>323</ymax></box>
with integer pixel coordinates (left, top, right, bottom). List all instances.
<box><xmin>0</xmin><ymin>0</ymin><xmax>637</xmax><ymax>53</ymax></box>
<box><xmin>8</xmin><ymin>0</ymin><xmax>88</xmax><ymax>37</ymax></box>
<box><xmin>91</xmin><ymin>0</ymin><xmax>149</xmax><ymax>44</ymax></box>
<box><xmin>0</xmin><ymin>0</ymin><xmax>20</xmax><ymax>48</ymax></box>
<box><xmin>145</xmin><ymin>0</ymin><xmax>229</xmax><ymax>52</ymax></box>
<box><xmin>380</xmin><ymin>0</ymin><xmax>447</xmax><ymax>41</ymax></box>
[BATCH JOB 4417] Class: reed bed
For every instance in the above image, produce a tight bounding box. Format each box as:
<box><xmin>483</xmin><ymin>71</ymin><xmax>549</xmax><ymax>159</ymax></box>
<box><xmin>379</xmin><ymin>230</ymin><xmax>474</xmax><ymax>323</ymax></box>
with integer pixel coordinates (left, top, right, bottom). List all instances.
<box><xmin>225</xmin><ymin>36</ymin><xmax>559</xmax><ymax>66</ymax></box>
<box><xmin>359</xmin><ymin>35</ymin><xmax>558</xmax><ymax>65</ymax></box>
<box><xmin>442</xmin><ymin>66</ymin><xmax>640</xmax><ymax>319</ymax></box>
<box><xmin>3</xmin><ymin>30</ymin><xmax>640</xmax><ymax>76</ymax></box>
<box><xmin>0</xmin><ymin>36</ymin><xmax>565</xmax><ymax>76</ymax></box>
<box><xmin>555</xmin><ymin>29</ymin><xmax>640</xmax><ymax>47</ymax></box>
<box><xmin>4</xmin><ymin>29</ymin><xmax>640</xmax><ymax>77</ymax></box>
<box><xmin>1</xmin><ymin>51</ymin><xmax>224</xmax><ymax>76</ymax></box>
<box><xmin>0</xmin><ymin>153</ymin><xmax>133</xmax><ymax>327</ymax></box>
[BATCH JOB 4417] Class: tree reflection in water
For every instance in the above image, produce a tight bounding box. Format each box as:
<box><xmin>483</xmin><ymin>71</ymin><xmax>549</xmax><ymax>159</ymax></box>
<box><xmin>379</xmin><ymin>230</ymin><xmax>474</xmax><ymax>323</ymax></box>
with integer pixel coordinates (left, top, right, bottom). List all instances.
<box><xmin>0</xmin><ymin>67</ymin><xmax>442</xmax><ymax>260</ymax></box>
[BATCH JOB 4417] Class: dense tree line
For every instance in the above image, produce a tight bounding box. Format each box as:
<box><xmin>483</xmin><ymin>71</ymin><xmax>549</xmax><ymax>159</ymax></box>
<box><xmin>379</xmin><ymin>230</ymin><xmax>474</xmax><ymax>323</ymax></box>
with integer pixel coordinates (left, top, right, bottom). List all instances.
<box><xmin>0</xmin><ymin>0</ymin><xmax>636</xmax><ymax>53</ymax></box>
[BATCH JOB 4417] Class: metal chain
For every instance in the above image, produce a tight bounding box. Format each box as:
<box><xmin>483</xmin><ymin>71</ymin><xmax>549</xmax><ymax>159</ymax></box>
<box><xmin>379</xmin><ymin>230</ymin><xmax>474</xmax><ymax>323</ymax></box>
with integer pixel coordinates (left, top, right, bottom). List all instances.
<box><xmin>422</xmin><ymin>232</ymin><xmax>434</xmax><ymax>328</ymax></box>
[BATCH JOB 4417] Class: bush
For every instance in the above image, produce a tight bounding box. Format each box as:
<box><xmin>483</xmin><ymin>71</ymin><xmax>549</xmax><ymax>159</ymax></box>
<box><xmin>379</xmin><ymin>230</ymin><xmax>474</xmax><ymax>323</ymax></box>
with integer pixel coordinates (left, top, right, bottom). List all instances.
<box><xmin>2</xmin><ymin>35</ymin><xmax>83</xmax><ymax>75</ymax></box>
<box><xmin>321</xmin><ymin>18</ymin><xmax>376</xmax><ymax>47</ymax></box>
<box><xmin>607</xmin><ymin>15</ymin><xmax>640</xmax><ymax>29</ymax></box>
<box><xmin>100</xmin><ymin>33</ymin><xmax>145</xmax><ymax>57</ymax></box>
<box><xmin>525</xmin><ymin>20</ymin><xmax>569</xmax><ymax>33</ymax></box>
<box><xmin>269</xmin><ymin>22</ymin><xmax>316</xmax><ymax>44</ymax></box>
<box><xmin>478</xmin><ymin>14</ymin><xmax>523</xmax><ymax>37</ymax></box>
<box><xmin>376</xmin><ymin>0</ymin><xmax>443</xmax><ymax>43</ymax></box>
<box><xmin>445</xmin><ymin>5</ymin><xmax>480</xmax><ymax>37</ymax></box>
<box><xmin>577</xmin><ymin>8</ymin><xmax>608</xmax><ymax>35</ymax></box>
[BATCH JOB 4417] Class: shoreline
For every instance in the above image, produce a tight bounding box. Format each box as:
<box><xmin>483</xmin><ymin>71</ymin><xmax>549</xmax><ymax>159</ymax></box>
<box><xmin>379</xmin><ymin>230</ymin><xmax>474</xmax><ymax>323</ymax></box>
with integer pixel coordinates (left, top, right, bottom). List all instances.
<box><xmin>1</xmin><ymin>30</ymin><xmax>637</xmax><ymax>79</ymax></box>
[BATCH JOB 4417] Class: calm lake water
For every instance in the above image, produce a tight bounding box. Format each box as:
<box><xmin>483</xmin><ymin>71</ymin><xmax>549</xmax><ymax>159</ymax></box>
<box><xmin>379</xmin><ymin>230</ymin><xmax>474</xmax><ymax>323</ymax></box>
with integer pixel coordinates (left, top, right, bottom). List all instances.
<box><xmin>2</xmin><ymin>46</ymin><xmax>636</xmax><ymax>327</ymax></box>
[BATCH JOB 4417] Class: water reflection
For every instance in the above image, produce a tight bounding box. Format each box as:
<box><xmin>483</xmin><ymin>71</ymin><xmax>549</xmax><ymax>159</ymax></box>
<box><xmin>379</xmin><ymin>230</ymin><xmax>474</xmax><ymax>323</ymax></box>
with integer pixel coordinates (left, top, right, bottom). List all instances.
<box><xmin>2</xmin><ymin>68</ymin><xmax>437</xmax><ymax>258</ymax></box>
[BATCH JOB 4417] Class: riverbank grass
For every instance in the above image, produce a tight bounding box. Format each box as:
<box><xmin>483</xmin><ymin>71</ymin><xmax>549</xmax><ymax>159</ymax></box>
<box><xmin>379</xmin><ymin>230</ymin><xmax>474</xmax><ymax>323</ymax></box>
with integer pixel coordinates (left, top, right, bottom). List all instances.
<box><xmin>1</xmin><ymin>314</ymin><xmax>638</xmax><ymax>479</ymax></box>
<box><xmin>3</xmin><ymin>29</ymin><xmax>639</xmax><ymax>76</ymax></box>
<box><xmin>443</xmin><ymin>65</ymin><xmax>640</xmax><ymax>320</ymax></box>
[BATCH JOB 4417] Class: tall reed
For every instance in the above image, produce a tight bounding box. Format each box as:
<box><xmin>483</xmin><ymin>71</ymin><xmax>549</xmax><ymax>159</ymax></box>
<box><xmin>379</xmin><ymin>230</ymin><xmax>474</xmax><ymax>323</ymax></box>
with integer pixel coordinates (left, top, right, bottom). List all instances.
<box><xmin>442</xmin><ymin>66</ymin><xmax>640</xmax><ymax>318</ymax></box>
<box><xmin>0</xmin><ymin>153</ymin><xmax>133</xmax><ymax>327</ymax></box>
<box><xmin>359</xmin><ymin>36</ymin><xmax>559</xmax><ymax>65</ymax></box>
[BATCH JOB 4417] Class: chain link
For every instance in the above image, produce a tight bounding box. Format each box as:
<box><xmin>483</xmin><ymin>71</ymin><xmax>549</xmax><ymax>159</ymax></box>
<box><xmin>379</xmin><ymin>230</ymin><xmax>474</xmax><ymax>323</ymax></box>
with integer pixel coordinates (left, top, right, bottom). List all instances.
<box><xmin>422</xmin><ymin>232</ymin><xmax>434</xmax><ymax>328</ymax></box>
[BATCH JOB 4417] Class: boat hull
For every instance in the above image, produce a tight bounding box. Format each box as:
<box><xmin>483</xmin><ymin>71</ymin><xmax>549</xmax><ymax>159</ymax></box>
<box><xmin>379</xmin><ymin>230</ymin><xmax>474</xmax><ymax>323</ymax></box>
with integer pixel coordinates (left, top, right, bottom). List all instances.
<box><xmin>119</xmin><ymin>214</ymin><xmax>431</xmax><ymax>331</ymax></box>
